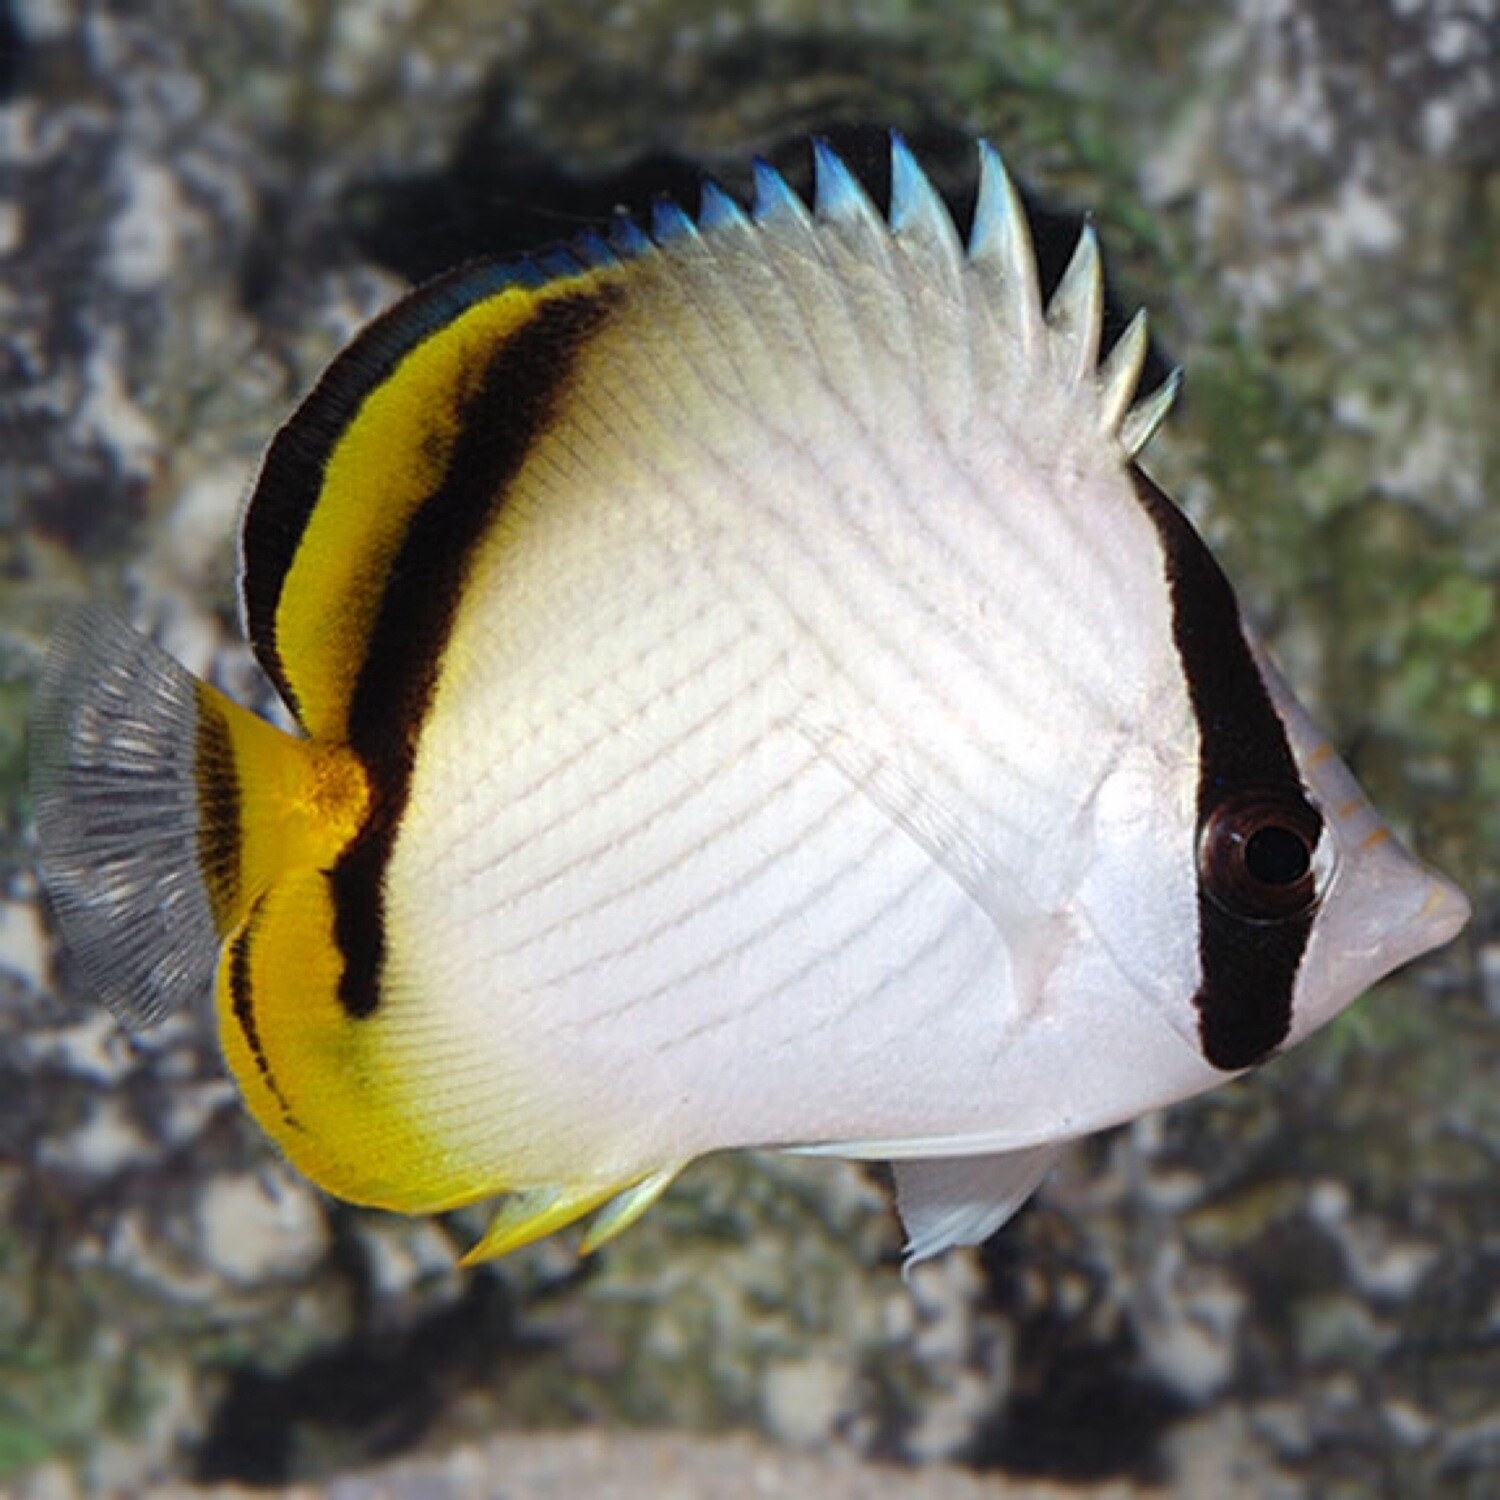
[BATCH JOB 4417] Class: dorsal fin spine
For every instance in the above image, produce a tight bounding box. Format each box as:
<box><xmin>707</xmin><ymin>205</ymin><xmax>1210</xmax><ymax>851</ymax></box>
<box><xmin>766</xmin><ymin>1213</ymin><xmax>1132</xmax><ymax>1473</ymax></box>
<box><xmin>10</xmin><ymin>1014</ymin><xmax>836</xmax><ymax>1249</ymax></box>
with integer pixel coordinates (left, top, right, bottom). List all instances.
<box><xmin>888</xmin><ymin>133</ymin><xmax>966</xmax><ymax>293</ymax></box>
<box><xmin>1047</xmin><ymin>222</ymin><xmax>1104</xmax><ymax>388</ymax></box>
<box><xmin>610</xmin><ymin>214</ymin><xmax>652</xmax><ymax>257</ymax></box>
<box><xmin>1121</xmin><ymin>369</ymin><xmax>1182</xmax><ymax>455</ymax></box>
<box><xmin>968</xmin><ymin>141</ymin><xmax>1044</xmax><ymax>349</ymax></box>
<box><xmin>811</xmin><ymin>136</ymin><xmax>875</xmax><ymax>226</ymax></box>
<box><xmin>890</xmin><ymin>133</ymin><xmax>954</xmax><ymax>248</ymax></box>
<box><xmin>574</xmin><ymin>230</ymin><xmax>619</xmax><ymax>269</ymax></box>
<box><xmin>1097</xmin><ymin>310</ymin><xmax>1150</xmax><ymax>434</ymax></box>
<box><xmin>751</xmin><ymin>157</ymin><xmax>810</xmax><ymax>227</ymax></box>
<box><xmin>535</xmin><ymin>246</ymin><xmax>584</xmax><ymax>281</ymax></box>
<box><xmin>699</xmin><ymin>179</ymin><xmax>749</xmax><ymax>231</ymax></box>
<box><xmin>651</xmin><ymin>196</ymin><xmax>698</xmax><ymax>244</ymax></box>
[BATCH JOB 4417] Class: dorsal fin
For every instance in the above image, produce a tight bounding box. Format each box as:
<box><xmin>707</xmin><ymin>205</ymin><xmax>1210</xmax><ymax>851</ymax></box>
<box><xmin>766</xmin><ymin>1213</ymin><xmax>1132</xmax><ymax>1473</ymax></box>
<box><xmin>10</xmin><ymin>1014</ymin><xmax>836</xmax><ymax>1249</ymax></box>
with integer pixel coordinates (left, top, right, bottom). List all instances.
<box><xmin>240</xmin><ymin>135</ymin><xmax>1178</xmax><ymax>748</ymax></box>
<box><xmin>239</xmin><ymin>256</ymin><xmax>624</xmax><ymax>742</ymax></box>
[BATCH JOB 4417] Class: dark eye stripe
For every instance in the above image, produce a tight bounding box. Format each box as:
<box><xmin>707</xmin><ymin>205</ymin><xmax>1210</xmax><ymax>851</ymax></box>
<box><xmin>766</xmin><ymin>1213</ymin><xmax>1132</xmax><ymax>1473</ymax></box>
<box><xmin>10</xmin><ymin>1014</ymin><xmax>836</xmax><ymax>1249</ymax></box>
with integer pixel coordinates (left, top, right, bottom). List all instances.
<box><xmin>1130</xmin><ymin>467</ymin><xmax>1322</xmax><ymax>1071</ymax></box>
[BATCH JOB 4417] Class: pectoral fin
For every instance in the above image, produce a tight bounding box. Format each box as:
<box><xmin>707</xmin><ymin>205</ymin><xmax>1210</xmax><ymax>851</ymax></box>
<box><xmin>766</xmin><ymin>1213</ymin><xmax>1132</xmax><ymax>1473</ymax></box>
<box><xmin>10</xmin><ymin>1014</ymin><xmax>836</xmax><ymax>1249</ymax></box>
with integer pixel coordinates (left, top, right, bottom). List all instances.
<box><xmin>893</xmin><ymin>1143</ymin><xmax>1065</xmax><ymax>1269</ymax></box>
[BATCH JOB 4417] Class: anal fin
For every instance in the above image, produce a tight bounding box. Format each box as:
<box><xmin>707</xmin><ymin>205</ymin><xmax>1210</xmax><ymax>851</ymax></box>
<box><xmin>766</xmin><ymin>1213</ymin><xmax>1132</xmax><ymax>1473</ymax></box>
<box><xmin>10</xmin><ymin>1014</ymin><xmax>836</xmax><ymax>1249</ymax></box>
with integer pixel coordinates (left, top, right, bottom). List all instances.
<box><xmin>893</xmin><ymin>1143</ymin><xmax>1065</xmax><ymax>1270</ymax></box>
<box><xmin>580</xmin><ymin>1165</ymin><xmax>683</xmax><ymax>1254</ymax></box>
<box><xmin>460</xmin><ymin>1167</ymin><xmax>684</xmax><ymax>1265</ymax></box>
<box><xmin>461</xmin><ymin>1184</ymin><xmax>618</xmax><ymax>1265</ymax></box>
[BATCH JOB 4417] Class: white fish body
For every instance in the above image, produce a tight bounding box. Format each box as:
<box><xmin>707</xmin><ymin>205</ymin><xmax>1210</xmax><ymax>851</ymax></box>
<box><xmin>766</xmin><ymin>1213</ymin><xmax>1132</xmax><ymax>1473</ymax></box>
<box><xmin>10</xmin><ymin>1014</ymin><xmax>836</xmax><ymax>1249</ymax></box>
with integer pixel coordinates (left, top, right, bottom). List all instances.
<box><xmin>30</xmin><ymin>138</ymin><xmax>1470</xmax><ymax>1267</ymax></box>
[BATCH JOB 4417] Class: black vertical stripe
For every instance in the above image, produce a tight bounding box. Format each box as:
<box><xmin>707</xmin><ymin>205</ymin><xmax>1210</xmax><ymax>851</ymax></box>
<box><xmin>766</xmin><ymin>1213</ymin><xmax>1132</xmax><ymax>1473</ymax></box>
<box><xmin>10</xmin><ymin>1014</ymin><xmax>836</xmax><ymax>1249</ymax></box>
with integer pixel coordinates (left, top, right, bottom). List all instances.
<box><xmin>240</xmin><ymin>259</ymin><xmax>536</xmax><ymax>719</ymax></box>
<box><xmin>227</xmin><ymin>904</ymin><xmax>297</xmax><ymax>1122</ymax></box>
<box><xmin>1131</xmin><ymin>467</ymin><xmax>1320</xmax><ymax>1071</ymax></box>
<box><xmin>194</xmin><ymin>693</ymin><xmax>242</xmax><ymax>932</ymax></box>
<box><xmin>329</xmin><ymin>289</ymin><xmax>619</xmax><ymax>1018</ymax></box>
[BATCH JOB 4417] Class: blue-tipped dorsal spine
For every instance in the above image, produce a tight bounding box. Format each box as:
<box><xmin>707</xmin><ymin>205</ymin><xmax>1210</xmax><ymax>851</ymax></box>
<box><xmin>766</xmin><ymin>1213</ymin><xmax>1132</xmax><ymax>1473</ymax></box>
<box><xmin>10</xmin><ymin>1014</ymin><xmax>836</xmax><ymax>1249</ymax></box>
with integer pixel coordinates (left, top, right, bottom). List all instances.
<box><xmin>811</xmin><ymin>136</ymin><xmax>870</xmax><ymax>223</ymax></box>
<box><xmin>751</xmin><ymin>157</ymin><xmax>808</xmax><ymax>226</ymax></box>
<box><xmin>375</xmin><ymin>134</ymin><xmax>1171</xmax><ymax>461</ymax></box>
<box><xmin>651</xmin><ymin>195</ymin><xmax>698</xmax><ymax>245</ymax></box>
<box><xmin>885</xmin><ymin>131</ymin><xmax>965</xmax><ymax>296</ymax></box>
<box><xmin>609</xmin><ymin>212</ymin><xmax>652</xmax><ymax>258</ymax></box>
<box><xmin>534</xmin><ymin>246</ymin><xmax>584</xmax><ymax>283</ymax></box>
<box><xmin>573</xmin><ymin>230</ymin><xmax>620</xmax><ymax>270</ymax></box>
<box><xmin>888</xmin><ymin>132</ymin><xmax>953</xmax><ymax>247</ymax></box>
<box><xmin>698</xmin><ymin>178</ymin><xmax>749</xmax><ymax>232</ymax></box>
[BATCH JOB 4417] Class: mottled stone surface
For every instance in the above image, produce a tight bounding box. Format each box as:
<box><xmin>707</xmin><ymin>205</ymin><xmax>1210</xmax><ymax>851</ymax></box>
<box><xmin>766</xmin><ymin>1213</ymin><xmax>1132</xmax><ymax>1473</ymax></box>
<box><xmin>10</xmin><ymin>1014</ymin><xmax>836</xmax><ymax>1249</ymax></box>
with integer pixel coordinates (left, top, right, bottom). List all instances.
<box><xmin>1</xmin><ymin>0</ymin><xmax>1494</xmax><ymax>1496</ymax></box>
<box><xmin>18</xmin><ymin>1430</ymin><xmax>1170</xmax><ymax>1500</ymax></box>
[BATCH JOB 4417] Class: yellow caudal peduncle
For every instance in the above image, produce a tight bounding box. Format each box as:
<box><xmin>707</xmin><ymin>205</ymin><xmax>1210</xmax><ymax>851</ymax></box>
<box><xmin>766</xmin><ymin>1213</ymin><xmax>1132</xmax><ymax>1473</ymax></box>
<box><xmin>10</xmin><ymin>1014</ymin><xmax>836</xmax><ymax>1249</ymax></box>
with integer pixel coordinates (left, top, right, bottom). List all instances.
<box><xmin>194</xmin><ymin>681</ymin><xmax>370</xmax><ymax>936</ymax></box>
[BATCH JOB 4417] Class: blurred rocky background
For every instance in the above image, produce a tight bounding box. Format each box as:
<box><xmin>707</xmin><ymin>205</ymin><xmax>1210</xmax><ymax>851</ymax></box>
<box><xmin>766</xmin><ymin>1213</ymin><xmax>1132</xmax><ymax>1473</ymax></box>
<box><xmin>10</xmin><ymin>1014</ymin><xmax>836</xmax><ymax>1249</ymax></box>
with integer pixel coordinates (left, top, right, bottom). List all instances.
<box><xmin>0</xmin><ymin>0</ymin><xmax>1495</xmax><ymax>1496</ymax></box>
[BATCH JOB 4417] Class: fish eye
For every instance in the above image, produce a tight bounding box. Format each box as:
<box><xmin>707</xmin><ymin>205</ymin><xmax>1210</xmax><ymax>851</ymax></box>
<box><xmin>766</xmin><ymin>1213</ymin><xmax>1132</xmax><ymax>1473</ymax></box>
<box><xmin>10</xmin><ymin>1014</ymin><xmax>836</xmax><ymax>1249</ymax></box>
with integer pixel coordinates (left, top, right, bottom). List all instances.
<box><xmin>1199</xmin><ymin>788</ymin><xmax>1323</xmax><ymax>922</ymax></box>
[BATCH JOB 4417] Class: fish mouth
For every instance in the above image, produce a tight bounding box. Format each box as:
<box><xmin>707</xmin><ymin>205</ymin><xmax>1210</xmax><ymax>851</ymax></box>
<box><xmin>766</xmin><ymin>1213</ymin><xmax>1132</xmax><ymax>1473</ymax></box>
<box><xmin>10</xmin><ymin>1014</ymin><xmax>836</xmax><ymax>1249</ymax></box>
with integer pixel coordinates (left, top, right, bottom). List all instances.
<box><xmin>1361</xmin><ymin>839</ymin><xmax>1471</xmax><ymax>973</ymax></box>
<box><xmin>1291</xmin><ymin>840</ymin><xmax>1471</xmax><ymax>1053</ymax></box>
<box><xmin>1407</xmin><ymin>865</ymin><xmax>1471</xmax><ymax>957</ymax></box>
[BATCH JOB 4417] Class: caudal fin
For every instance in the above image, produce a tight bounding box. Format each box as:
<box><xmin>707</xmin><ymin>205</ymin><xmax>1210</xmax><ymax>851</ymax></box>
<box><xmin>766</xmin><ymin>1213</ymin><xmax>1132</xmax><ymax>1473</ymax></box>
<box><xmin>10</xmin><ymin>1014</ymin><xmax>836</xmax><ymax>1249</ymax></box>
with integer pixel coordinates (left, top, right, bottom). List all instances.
<box><xmin>29</xmin><ymin>607</ymin><xmax>368</xmax><ymax>1028</ymax></box>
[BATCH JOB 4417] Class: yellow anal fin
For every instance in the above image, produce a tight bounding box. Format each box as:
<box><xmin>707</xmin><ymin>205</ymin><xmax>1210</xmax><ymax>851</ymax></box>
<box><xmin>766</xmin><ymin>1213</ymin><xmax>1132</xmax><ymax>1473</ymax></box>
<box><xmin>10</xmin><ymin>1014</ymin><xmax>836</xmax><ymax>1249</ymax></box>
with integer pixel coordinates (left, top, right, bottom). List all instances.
<box><xmin>460</xmin><ymin>1166</ymin><xmax>685</xmax><ymax>1266</ymax></box>
<box><xmin>461</xmin><ymin>1183</ymin><xmax>621</xmax><ymax>1266</ymax></box>
<box><xmin>579</xmin><ymin>1166</ymin><xmax>683</xmax><ymax>1255</ymax></box>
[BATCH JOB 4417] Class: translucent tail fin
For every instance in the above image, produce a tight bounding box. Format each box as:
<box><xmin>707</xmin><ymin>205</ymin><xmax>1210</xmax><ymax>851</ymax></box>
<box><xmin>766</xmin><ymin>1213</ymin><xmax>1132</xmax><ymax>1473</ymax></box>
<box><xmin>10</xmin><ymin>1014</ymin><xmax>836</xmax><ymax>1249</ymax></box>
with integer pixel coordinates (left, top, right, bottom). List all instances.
<box><xmin>29</xmin><ymin>608</ymin><xmax>368</xmax><ymax>1028</ymax></box>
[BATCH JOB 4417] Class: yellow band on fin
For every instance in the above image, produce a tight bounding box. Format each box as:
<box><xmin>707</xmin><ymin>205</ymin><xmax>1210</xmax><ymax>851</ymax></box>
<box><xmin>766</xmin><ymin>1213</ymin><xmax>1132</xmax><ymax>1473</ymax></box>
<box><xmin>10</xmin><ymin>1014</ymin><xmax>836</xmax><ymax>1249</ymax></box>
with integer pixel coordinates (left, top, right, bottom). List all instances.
<box><xmin>460</xmin><ymin>1182</ymin><xmax>621</xmax><ymax>1265</ymax></box>
<box><xmin>262</xmin><ymin>267</ymin><xmax>616</xmax><ymax>742</ymax></box>
<box><xmin>459</xmin><ymin>1164</ymin><xmax>686</xmax><ymax>1265</ymax></box>
<box><xmin>579</xmin><ymin>1166</ymin><xmax>683</xmax><ymax>1255</ymax></box>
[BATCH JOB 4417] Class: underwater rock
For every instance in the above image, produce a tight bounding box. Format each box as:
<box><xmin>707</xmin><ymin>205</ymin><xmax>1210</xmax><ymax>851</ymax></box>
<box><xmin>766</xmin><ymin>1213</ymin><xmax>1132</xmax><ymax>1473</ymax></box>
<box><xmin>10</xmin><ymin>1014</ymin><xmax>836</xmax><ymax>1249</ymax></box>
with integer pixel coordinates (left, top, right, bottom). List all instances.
<box><xmin>1</xmin><ymin>0</ymin><xmax>1492</xmax><ymax>1495</ymax></box>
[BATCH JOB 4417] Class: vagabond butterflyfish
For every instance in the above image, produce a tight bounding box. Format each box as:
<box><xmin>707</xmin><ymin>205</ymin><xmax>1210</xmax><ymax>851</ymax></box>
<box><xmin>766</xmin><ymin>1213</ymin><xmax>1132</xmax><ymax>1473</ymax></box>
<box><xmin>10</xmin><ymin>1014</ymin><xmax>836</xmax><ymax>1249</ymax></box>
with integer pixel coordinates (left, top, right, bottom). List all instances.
<box><xmin>31</xmin><ymin>136</ymin><xmax>1470</xmax><ymax>1269</ymax></box>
